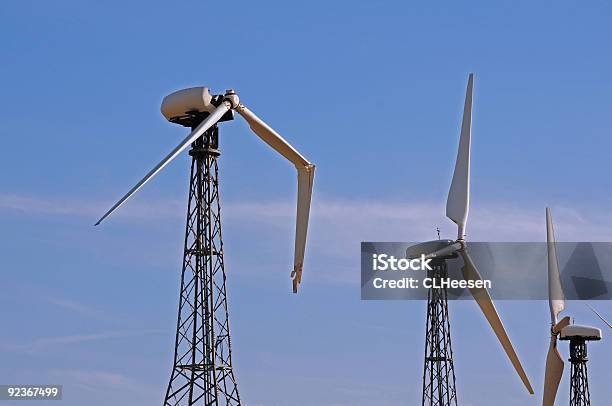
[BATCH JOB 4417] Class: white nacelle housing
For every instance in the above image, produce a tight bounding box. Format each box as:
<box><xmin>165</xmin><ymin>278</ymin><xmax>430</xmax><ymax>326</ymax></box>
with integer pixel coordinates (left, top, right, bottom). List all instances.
<box><xmin>161</xmin><ymin>87</ymin><xmax>216</xmax><ymax>121</ymax></box>
<box><xmin>560</xmin><ymin>324</ymin><xmax>602</xmax><ymax>341</ymax></box>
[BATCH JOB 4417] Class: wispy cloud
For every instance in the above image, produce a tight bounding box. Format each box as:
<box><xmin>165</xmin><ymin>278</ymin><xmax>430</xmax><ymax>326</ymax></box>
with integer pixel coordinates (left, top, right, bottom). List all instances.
<box><xmin>2</xmin><ymin>329</ymin><xmax>163</xmax><ymax>354</ymax></box>
<box><xmin>0</xmin><ymin>193</ymin><xmax>297</xmax><ymax>225</ymax></box>
<box><xmin>0</xmin><ymin>193</ymin><xmax>184</xmax><ymax>221</ymax></box>
<box><xmin>302</xmin><ymin>199</ymin><xmax>612</xmax><ymax>285</ymax></box>
<box><xmin>48</xmin><ymin>368</ymin><xmax>157</xmax><ymax>398</ymax></box>
<box><xmin>47</xmin><ymin>297</ymin><xmax>111</xmax><ymax>320</ymax></box>
<box><xmin>0</xmin><ymin>194</ymin><xmax>102</xmax><ymax>216</ymax></box>
<box><xmin>3</xmin><ymin>192</ymin><xmax>612</xmax><ymax>286</ymax></box>
<box><xmin>59</xmin><ymin>369</ymin><xmax>127</xmax><ymax>387</ymax></box>
<box><xmin>4</xmin><ymin>191</ymin><xmax>607</xmax><ymax>240</ymax></box>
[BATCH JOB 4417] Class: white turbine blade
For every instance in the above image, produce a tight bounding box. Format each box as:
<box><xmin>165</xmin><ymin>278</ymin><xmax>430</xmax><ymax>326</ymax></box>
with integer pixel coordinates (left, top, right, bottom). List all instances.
<box><xmin>292</xmin><ymin>166</ymin><xmax>315</xmax><ymax>293</ymax></box>
<box><xmin>95</xmin><ymin>101</ymin><xmax>231</xmax><ymax>225</ymax></box>
<box><xmin>542</xmin><ymin>316</ymin><xmax>570</xmax><ymax>406</ymax></box>
<box><xmin>546</xmin><ymin>208</ymin><xmax>565</xmax><ymax>324</ymax></box>
<box><xmin>542</xmin><ymin>335</ymin><xmax>564</xmax><ymax>406</ymax></box>
<box><xmin>235</xmin><ymin>104</ymin><xmax>310</xmax><ymax>167</ymax></box>
<box><xmin>459</xmin><ymin>249</ymin><xmax>534</xmax><ymax>394</ymax></box>
<box><xmin>446</xmin><ymin>73</ymin><xmax>474</xmax><ymax>239</ymax></box>
<box><xmin>235</xmin><ymin>104</ymin><xmax>315</xmax><ymax>293</ymax></box>
<box><xmin>586</xmin><ymin>304</ymin><xmax>612</xmax><ymax>328</ymax></box>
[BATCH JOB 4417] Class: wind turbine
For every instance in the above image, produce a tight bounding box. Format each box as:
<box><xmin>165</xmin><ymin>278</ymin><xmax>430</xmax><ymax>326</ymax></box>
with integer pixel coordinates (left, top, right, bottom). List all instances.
<box><xmin>543</xmin><ymin>208</ymin><xmax>602</xmax><ymax>406</ymax></box>
<box><xmin>406</xmin><ymin>74</ymin><xmax>534</xmax><ymax>405</ymax></box>
<box><xmin>96</xmin><ymin>87</ymin><xmax>315</xmax><ymax>405</ymax></box>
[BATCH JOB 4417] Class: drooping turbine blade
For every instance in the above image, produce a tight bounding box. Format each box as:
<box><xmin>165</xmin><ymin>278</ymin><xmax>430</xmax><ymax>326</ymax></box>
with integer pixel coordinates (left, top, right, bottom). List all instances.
<box><xmin>543</xmin><ymin>336</ymin><xmax>564</xmax><ymax>406</ymax></box>
<box><xmin>586</xmin><ymin>304</ymin><xmax>612</xmax><ymax>329</ymax></box>
<box><xmin>235</xmin><ymin>105</ymin><xmax>311</xmax><ymax>166</ymax></box>
<box><xmin>543</xmin><ymin>316</ymin><xmax>570</xmax><ymax>406</ymax></box>
<box><xmin>235</xmin><ymin>104</ymin><xmax>315</xmax><ymax>293</ymax></box>
<box><xmin>459</xmin><ymin>248</ymin><xmax>534</xmax><ymax>394</ymax></box>
<box><xmin>293</xmin><ymin>167</ymin><xmax>315</xmax><ymax>293</ymax></box>
<box><xmin>446</xmin><ymin>73</ymin><xmax>474</xmax><ymax>239</ymax></box>
<box><xmin>95</xmin><ymin>101</ymin><xmax>232</xmax><ymax>225</ymax></box>
<box><xmin>546</xmin><ymin>208</ymin><xmax>566</xmax><ymax>324</ymax></box>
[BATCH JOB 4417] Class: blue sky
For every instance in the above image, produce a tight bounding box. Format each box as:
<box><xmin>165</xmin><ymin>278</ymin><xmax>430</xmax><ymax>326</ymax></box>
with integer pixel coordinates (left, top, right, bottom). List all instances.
<box><xmin>0</xmin><ymin>1</ymin><xmax>611</xmax><ymax>405</ymax></box>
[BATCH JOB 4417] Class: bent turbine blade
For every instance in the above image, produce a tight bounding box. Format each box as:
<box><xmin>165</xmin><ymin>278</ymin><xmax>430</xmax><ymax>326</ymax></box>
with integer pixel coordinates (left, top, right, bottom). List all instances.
<box><xmin>459</xmin><ymin>249</ymin><xmax>534</xmax><ymax>394</ymax></box>
<box><xmin>542</xmin><ymin>334</ymin><xmax>564</xmax><ymax>406</ymax></box>
<box><xmin>95</xmin><ymin>101</ymin><xmax>232</xmax><ymax>225</ymax></box>
<box><xmin>542</xmin><ymin>316</ymin><xmax>570</xmax><ymax>406</ymax></box>
<box><xmin>546</xmin><ymin>208</ymin><xmax>565</xmax><ymax>324</ymax></box>
<box><xmin>235</xmin><ymin>104</ymin><xmax>315</xmax><ymax>293</ymax></box>
<box><xmin>446</xmin><ymin>73</ymin><xmax>474</xmax><ymax>239</ymax></box>
<box><xmin>235</xmin><ymin>104</ymin><xmax>310</xmax><ymax>166</ymax></box>
<box><xmin>292</xmin><ymin>166</ymin><xmax>315</xmax><ymax>293</ymax></box>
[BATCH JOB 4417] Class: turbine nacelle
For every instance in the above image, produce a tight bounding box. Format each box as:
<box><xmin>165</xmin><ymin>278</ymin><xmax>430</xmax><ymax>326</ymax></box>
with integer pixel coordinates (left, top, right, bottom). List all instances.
<box><xmin>559</xmin><ymin>325</ymin><xmax>602</xmax><ymax>342</ymax></box>
<box><xmin>406</xmin><ymin>240</ymin><xmax>457</xmax><ymax>261</ymax></box>
<box><xmin>161</xmin><ymin>87</ymin><xmax>235</xmax><ymax>127</ymax></box>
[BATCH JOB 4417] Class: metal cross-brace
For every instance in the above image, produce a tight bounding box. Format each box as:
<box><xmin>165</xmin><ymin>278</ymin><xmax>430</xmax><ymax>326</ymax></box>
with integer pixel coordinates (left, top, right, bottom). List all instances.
<box><xmin>422</xmin><ymin>260</ymin><xmax>458</xmax><ymax>406</ymax></box>
<box><xmin>164</xmin><ymin>123</ymin><xmax>240</xmax><ymax>405</ymax></box>
<box><xmin>568</xmin><ymin>339</ymin><xmax>590</xmax><ymax>406</ymax></box>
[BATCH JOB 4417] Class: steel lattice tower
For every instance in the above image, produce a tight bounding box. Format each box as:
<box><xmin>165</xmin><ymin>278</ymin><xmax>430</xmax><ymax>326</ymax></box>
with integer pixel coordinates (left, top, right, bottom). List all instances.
<box><xmin>164</xmin><ymin>117</ymin><xmax>240</xmax><ymax>405</ymax></box>
<box><xmin>96</xmin><ymin>88</ymin><xmax>315</xmax><ymax>405</ymax></box>
<box><xmin>567</xmin><ymin>339</ymin><xmax>591</xmax><ymax>406</ymax></box>
<box><xmin>422</xmin><ymin>259</ymin><xmax>458</xmax><ymax>406</ymax></box>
